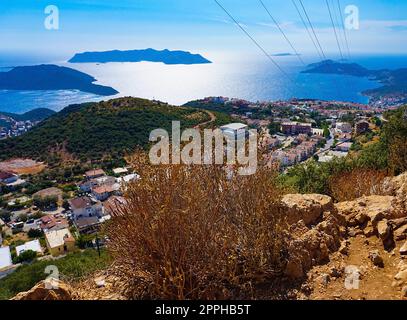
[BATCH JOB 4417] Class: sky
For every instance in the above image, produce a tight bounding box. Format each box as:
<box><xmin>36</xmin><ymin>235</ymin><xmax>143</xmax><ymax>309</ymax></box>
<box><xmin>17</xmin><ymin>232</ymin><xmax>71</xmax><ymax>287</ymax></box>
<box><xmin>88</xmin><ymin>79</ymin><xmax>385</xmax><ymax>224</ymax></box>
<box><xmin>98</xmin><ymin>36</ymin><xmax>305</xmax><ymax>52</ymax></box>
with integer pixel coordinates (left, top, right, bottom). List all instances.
<box><xmin>0</xmin><ymin>0</ymin><xmax>406</xmax><ymax>62</ymax></box>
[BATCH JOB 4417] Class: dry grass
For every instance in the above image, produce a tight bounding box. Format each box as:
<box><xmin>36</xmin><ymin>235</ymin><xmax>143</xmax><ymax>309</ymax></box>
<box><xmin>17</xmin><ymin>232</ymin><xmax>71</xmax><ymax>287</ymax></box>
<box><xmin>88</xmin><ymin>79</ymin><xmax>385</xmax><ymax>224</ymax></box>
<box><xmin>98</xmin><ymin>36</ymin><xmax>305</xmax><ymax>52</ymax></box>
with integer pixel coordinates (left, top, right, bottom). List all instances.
<box><xmin>328</xmin><ymin>168</ymin><xmax>389</xmax><ymax>202</ymax></box>
<box><xmin>105</xmin><ymin>152</ymin><xmax>288</xmax><ymax>300</ymax></box>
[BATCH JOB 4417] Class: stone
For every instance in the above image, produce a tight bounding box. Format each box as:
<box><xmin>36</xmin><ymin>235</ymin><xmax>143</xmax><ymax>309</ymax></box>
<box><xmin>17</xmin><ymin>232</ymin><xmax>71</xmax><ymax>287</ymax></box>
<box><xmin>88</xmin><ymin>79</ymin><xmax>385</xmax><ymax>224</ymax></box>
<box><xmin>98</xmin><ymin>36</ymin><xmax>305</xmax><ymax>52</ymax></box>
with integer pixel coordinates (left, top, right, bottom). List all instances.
<box><xmin>402</xmin><ymin>286</ymin><xmax>407</xmax><ymax>298</ymax></box>
<box><xmin>364</xmin><ymin>221</ymin><xmax>375</xmax><ymax>238</ymax></box>
<box><xmin>339</xmin><ymin>241</ymin><xmax>349</xmax><ymax>255</ymax></box>
<box><xmin>368</xmin><ymin>250</ymin><xmax>384</xmax><ymax>268</ymax></box>
<box><xmin>377</xmin><ymin>220</ymin><xmax>395</xmax><ymax>251</ymax></box>
<box><xmin>400</xmin><ymin>241</ymin><xmax>407</xmax><ymax>255</ymax></box>
<box><xmin>12</xmin><ymin>279</ymin><xmax>72</xmax><ymax>300</ymax></box>
<box><xmin>395</xmin><ymin>224</ymin><xmax>407</xmax><ymax>241</ymax></box>
<box><xmin>281</xmin><ymin>194</ymin><xmax>334</xmax><ymax>225</ymax></box>
<box><xmin>285</xmin><ymin>259</ymin><xmax>304</xmax><ymax>279</ymax></box>
<box><xmin>316</xmin><ymin>274</ymin><xmax>330</xmax><ymax>287</ymax></box>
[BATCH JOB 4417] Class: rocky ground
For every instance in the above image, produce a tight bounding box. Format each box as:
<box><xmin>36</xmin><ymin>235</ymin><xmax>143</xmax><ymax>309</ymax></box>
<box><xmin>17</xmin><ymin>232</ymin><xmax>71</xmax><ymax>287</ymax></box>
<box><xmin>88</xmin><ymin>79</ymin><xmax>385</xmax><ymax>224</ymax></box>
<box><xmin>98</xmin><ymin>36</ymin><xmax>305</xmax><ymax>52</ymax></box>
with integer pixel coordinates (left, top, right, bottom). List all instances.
<box><xmin>12</xmin><ymin>173</ymin><xmax>407</xmax><ymax>300</ymax></box>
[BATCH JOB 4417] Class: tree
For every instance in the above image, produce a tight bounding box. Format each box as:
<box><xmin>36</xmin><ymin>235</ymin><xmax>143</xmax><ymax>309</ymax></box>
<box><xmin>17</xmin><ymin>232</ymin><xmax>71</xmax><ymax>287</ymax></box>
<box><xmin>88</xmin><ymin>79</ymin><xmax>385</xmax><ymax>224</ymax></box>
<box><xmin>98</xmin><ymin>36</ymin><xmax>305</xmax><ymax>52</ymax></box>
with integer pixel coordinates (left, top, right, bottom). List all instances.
<box><xmin>13</xmin><ymin>250</ymin><xmax>37</xmax><ymax>264</ymax></box>
<box><xmin>28</xmin><ymin>229</ymin><xmax>44</xmax><ymax>239</ymax></box>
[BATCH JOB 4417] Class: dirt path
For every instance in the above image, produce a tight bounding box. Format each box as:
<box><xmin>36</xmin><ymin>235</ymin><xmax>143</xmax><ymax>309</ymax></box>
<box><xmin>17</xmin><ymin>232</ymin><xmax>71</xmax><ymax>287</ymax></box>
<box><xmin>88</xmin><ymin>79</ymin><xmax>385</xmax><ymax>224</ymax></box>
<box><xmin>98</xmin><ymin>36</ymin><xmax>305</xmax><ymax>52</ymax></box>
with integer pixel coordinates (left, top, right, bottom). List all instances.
<box><xmin>194</xmin><ymin>110</ymin><xmax>217</xmax><ymax>129</ymax></box>
<box><xmin>306</xmin><ymin>235</ymin><xmax>404</xmax><ymax>300</ymax></box>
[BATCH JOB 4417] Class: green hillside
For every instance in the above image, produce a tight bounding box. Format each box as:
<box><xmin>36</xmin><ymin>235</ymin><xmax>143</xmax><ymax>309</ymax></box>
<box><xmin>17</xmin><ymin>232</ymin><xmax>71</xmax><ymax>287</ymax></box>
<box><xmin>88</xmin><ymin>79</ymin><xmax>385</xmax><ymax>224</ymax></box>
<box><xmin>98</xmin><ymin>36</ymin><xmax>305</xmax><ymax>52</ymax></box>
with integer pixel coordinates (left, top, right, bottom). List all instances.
<box><xmin>0</xmin><ymin>97</ymin><xmax>211</xmax><ymax>164</ymax></box>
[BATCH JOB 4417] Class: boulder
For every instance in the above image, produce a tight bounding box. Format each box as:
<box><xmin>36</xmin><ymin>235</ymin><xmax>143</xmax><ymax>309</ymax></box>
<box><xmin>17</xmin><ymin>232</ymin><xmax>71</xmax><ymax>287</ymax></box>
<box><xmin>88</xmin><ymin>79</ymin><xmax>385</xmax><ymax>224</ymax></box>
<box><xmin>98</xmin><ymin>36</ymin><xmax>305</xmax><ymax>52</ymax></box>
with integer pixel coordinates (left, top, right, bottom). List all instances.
<box><xmin>395</xmin><ymin>224</ymin><xmax>407</xmax><ymax>241</ymax></box>
<box><xmin>281</xmin><ymin>194</ymin><xmax>334</xmax><ymax>226</ymax></box>
<box><xmin>12</xmin><ymin>279</ymin><xmax>73</xmax><ymax>300</ymax></box>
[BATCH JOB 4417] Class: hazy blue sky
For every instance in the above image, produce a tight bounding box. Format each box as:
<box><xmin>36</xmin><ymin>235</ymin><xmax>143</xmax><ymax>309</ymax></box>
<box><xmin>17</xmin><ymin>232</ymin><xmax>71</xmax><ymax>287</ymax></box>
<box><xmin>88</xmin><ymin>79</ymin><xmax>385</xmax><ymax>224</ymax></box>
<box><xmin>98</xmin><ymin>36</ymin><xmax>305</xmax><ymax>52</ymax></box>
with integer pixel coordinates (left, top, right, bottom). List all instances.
<box><xmin>0</xmin><ymin>0</ymin><xmax>406</xmax><ymax>61</ymax></box>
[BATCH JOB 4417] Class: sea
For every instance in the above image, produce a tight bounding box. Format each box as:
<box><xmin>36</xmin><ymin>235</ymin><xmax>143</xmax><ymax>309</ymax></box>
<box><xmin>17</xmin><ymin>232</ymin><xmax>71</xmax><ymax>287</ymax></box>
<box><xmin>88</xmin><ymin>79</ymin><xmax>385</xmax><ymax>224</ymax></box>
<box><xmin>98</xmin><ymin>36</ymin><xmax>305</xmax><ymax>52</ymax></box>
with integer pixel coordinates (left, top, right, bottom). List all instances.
<box><xmin>0</xmin><ymin>52</ymin><xmax>406</xmax><ymax>114</ymax></box>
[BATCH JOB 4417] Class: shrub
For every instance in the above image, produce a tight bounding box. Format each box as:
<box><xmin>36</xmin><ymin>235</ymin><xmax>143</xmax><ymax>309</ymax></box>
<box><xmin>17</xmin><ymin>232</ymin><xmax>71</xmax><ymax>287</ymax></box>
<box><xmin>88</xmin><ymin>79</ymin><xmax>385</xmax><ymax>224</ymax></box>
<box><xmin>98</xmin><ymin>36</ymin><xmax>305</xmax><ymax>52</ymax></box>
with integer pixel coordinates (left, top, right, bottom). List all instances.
<box><xmin>105</xmin><ymin>153</ymin><xmax>288</xmax><ymax>300</ymax></box>
<box><xmin>328</xmin><ymin>168</ymin><xmax>389</xmax><ymax>202</ymax></box>
<box><xmin>27</xmin><ymin>228</ymin><xmax>44</xmax><ymax>239</ymax></box>
<box><xmin>13</xmin><ymin>250</ymin><xmax>37</xmax><ymax>264</ymax></box>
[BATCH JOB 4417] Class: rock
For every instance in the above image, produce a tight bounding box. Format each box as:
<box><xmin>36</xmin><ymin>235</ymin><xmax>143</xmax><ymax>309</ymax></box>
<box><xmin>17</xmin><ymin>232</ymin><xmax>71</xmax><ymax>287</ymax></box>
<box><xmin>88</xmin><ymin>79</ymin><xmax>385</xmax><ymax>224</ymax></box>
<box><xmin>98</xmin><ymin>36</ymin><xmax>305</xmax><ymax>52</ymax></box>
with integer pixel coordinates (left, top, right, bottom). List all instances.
<box><xmin>400</xmin><ymin>242</ymin><xmax>407</xmax><ymax>255</ymax></box>
<box><xmin>393</xmin><ymin>266</ymin><xmax>407</xmax><ymax>288</ymax></box>
<box><xmin>285</xmin><ymin>258</ymin><xmax>304</xmax><ymax>279</ymax></box>
<box><xmin>339</xmin><ymin>241</ymin><xmax>349</xmax><ymax>255</ymax></box>
<box><xmin>281</xmin><ymin>194</ymin><xmax>334</xmax><ymax>225</ymax></box>
<box><xmin>377</xmin><ymin>220</ymin><xmax>395</xmax><ymax>251</ymax></box>
<box><xmin>336</xmin><ymin>196</ymin><xmax>398</xmax><ymax>227</ymax></box>
<box><xmin>402</xmin><ymin>286</ymin><xmax>407</xmax><ymax>298</ymax></box>
<box><xmin>95</xmin><ymin>276</ymin><xmax>106</xmax><ymax>288</ymax></box>
<box><xmin>368</xmin><ymin>250</ymin><xmax>384</xmax><ymax>268</ymax></box>
<box><xmin>329</xmin><ymin>266</ymin><xmax>344</xmax><ymax>278</ymax></box>
<box><xmin>364</xmin><ymin>221</ymin><xmax>375</xmax><ymax>238</ymax></box>
<box><xmin>395</xmin><ymin>224</ymin><xmax>407</xmax><ymax>241</ymax></box>
<box><xmin>12</xmin><ymin>279</ymin><xmax>73</xmax><ymax>300</ymax></box>
<box><xmin>316</xmin><ymin>274</ymin><xmax>331</xmax><ymax>287</ymax></box>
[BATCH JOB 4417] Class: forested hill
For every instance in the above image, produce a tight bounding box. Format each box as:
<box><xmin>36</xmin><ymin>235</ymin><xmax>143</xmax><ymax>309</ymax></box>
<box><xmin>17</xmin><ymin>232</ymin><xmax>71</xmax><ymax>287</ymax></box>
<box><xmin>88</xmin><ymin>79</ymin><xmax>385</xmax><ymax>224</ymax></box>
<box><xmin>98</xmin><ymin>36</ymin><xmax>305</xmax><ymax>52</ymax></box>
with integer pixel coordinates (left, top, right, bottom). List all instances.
<box><xmin>0</xmin><ymin>97</ymin><xmax>211</xmax><ymax>164</ymax></box>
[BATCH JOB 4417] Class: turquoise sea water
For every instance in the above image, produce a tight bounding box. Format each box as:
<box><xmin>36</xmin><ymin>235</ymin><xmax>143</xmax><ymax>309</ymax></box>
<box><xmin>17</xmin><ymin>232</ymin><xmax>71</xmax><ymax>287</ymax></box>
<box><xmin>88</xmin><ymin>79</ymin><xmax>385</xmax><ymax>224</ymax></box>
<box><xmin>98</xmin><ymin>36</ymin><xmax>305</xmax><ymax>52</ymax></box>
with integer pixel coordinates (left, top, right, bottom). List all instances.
<box><xmin>0</xmin><ymin>53</ymin><xmax>406</xmax><ymax>114</ymax></box>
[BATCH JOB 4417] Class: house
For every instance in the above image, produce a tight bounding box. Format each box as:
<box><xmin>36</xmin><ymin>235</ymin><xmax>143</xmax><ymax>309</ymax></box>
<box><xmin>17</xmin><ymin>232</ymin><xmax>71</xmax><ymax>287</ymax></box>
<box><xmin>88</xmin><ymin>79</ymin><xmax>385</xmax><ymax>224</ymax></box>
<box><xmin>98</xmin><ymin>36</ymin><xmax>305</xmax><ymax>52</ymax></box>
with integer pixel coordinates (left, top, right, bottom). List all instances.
<box><xmin>116</xmin><ymin>173</ymin><xmax>140</xmax><ymax>188</ymax></box>
<box><xmin>45</xmin><ymin>228</ymin><xmax>75</xmax><ymax>257</ymax></box>
<box><xmin>113</xmin><ymin>167</ymin><xmax>129</xmax><ymax>175</ymax></box>
<box><xmin>335</xmin><ymin>122</ymin><xmax>352</xmax><ymax>134</ymax></box>
<box><xmin>68</xmin><ymin>196</ymin><xmax>104</xmax><ymax>219</ymax></box>
<box><xmin>84</xmin><ymin>169</ymin><xmax>106</xmax><ymax>181</ymax></box>
<box><xmin>0</xmin><ymin>171</ymin><xmax>18</xmax><ymax>184</ymax></box>
<box><xmin>0</xmin><ymin>246</ymin><xmax>12</xmax><ymax>270</ymax></box>
<box><xmin>79</xmin><ymin>175</ymin><xmax>116</xmax><ymax>192</ymax></box>
<box><xmin>336</xmin><ymin>142</ymin><xmax>353</xmax><ymax>152</ymax></box>
<box><xmin>74</xmin><ymin>216</ymin><xmax>101</xmax><ymax>234</ymax></box>
<box><xmin>91</xmin><ymin>184</ymin><xmax>119</xmax><ymax>201</ymax></box>
<box><xmin>15</xmin><ymin>239</ymin><xmax>43</xmax><ymax>256</ymax></box>
<box><xmin>40</xmin><ymin>215</ymin><xmax>69</xmax><ymax>232</ymax></box>
<box><xmin>33</xmin><ymin>187</ymin><xmax>63</xmax><ymax>202</ymax></box>
<box><xmin>103</xmin><ymin>196</ymin><xmax>127</xmax><ymax>216</ymax></box>
<box><xmin>281</xmin><ymin>122</ymin><xmax>312</xmax><ymax>135</ymax></box>
<box><xmin>220</xmin><ymin>123</ymin><xmax>248</xmax><ymax>140</ymax></box>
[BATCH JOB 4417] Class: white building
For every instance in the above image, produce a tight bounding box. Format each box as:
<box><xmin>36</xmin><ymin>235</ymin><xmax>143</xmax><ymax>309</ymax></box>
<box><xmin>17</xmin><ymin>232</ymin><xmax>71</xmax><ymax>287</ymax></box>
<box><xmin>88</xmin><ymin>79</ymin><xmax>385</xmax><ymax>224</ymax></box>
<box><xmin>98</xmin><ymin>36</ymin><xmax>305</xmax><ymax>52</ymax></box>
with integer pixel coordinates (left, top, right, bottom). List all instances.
<box><xmin>335</xmin><ymin>122</ymin><xmax>353</xmax><ymax>134</ymax></box>
<box><xmin>0</xmin><ymin>246</ymin><xmax>12</xmax><ymax>270</ymax></box>
<box><xmin>220</xmin><ymin>123</ymin><xmax>248</xmax><ymax>140</ymax></box>
<box><xmin>15</xmin><ymin>240</ymin><xmax>43</xmax><ymax>256</ymax></box>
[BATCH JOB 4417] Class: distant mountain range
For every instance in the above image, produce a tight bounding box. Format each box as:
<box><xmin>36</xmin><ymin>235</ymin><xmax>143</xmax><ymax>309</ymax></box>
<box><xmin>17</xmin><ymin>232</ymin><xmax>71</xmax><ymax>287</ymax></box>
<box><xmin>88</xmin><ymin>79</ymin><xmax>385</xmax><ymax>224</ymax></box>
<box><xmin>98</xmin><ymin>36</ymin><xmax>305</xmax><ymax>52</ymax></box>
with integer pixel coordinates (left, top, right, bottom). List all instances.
<box><xmin>0</xmin><ymin>65</ymin><xmax>119</xmax><ymax>96</ymax></box>
<box><xmin>68</xmin><ymin>48</ymin><xmax>212</xmax><ymax>65</ymax></box>
<box><xmin>0</xmin><ymin>108</ymin><xmax>55</xmax><ymax>122</ymax></box>
<box><xmin>302</xmin><ymin>60</ymin><xmax>407</xmax><ymax>100</ymax></box>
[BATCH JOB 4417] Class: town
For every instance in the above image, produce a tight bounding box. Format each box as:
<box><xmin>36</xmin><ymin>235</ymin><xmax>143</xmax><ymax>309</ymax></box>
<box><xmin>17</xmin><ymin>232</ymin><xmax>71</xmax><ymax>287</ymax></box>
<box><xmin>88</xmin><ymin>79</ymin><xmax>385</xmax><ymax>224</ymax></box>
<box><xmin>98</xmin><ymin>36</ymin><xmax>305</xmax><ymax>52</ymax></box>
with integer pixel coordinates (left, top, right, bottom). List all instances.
<box><xmin>0</xmin><ymin>96</ymin><xmax>390</xmax><ymax>278</ymax></box>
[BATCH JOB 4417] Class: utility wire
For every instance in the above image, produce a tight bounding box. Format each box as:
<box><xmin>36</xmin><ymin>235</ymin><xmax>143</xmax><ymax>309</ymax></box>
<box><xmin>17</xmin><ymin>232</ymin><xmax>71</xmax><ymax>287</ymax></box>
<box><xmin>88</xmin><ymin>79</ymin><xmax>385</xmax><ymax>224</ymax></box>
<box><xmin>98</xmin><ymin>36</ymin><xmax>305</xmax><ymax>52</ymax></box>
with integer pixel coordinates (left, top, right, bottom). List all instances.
<box><xmin>298</xmin><ymin>0</ymin><xmax>327</xmax><ymax>59</ymax></box>
<box><xmin>326</xmin><ymin>0</ymin><xmax>344</xmax><ymax>60</ymax></box>
<box><xmin>291</xmin><ymin>0</ymin><xmax>324</xmax><ymax>60</ymax></box>
<box><xmin>214</xmin><ymin>0</ymin><xmax>293</xmax><ymax>82</ymax></box>
<box><xmin>259</xmin><ymin>0</ymin><xmax>306</xmax><ymax>66</ymax></box>
<box><xmin>336</xmin><ymin>0</ymin><xmax>351</xmax><ymax>59</ymax></box>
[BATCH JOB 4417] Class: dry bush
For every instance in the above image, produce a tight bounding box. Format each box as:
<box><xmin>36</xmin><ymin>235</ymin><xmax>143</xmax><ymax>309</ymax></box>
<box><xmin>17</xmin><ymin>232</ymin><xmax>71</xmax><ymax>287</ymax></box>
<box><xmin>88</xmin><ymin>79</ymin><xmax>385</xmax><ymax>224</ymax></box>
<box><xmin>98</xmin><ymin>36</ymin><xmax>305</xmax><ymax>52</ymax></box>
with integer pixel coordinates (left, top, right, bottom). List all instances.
<box><xmin>105</xmin><ymin>152</ymin><xmax>288</xmax><ymax>300</ymax></box>
<box><xmin>328</xmin><ymin>168</ymin><xmax>389</xmax><ymax>202</ymax></box>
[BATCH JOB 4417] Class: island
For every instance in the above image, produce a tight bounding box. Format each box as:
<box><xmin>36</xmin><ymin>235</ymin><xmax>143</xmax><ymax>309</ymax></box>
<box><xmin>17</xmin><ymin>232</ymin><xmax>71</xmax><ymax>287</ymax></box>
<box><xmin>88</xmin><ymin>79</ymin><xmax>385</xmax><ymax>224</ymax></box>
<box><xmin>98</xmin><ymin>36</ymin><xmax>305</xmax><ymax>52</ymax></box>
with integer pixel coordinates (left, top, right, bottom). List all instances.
<box><xmin>0</xmin><ymin>65</ymin><xmax>119</xmax><ymax>96</ymax></box>
<box><xmin>68</xmin><ymin>48</ymin><xmax>212</xmax><ymax>65</ymax></box>
<box><xmin>302</xmin><ymin>60</ymin><xmax>407</xmax><ymax>107</ymax></box>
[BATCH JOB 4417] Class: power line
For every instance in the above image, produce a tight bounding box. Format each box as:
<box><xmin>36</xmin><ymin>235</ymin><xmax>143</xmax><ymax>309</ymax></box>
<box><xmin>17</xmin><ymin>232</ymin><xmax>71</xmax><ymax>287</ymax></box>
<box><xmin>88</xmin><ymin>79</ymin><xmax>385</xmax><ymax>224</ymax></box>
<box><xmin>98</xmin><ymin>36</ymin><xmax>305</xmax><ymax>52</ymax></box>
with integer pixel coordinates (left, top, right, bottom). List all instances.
<box><xmin>326</xmin><ymin>0</ymin><xmax>344</xmax><ymax>60</ymax></box>
<box><xmin>214</xmin><ymin>0</ymin><xmax>293</xmax><ymax>81</ymax></box>
<box><xmin>298</xmin><ymin>0</ymin><xmax>327</xmax><ymax>59</ymax></box>
<box><xmin>259</xmin><ymin>0</ymin><xmax>306</xmax><ymax>66</ymax></box>
<box><xmin>336</xmin><ymin>0</ymin><xmax>351</xmax><ymax>59</ymax></box>
<box><xmin>291</xmin><ymin>0</ymin><xmax>324</xmax><ymax>60</ymax></box>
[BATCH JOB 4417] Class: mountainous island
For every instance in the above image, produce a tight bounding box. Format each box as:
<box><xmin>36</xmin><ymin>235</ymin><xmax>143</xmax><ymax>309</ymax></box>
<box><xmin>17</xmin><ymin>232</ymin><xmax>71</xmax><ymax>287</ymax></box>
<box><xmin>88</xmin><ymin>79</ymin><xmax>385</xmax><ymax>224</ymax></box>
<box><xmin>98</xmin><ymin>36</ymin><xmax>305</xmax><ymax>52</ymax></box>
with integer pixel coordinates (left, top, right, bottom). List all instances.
<box><xmin>68</xmin><ymin>48</ymin><xmax>212</xmax><ymax>65</ymax></box>
<box><xmin>302</xmin><ymin>60</ymin><xmax>407</xmax><ymax>105</ymax></box>
<box><xmin>0</xmin><ymin>65</ymin><xmax>119</xmax><ymax>96</ymax></box>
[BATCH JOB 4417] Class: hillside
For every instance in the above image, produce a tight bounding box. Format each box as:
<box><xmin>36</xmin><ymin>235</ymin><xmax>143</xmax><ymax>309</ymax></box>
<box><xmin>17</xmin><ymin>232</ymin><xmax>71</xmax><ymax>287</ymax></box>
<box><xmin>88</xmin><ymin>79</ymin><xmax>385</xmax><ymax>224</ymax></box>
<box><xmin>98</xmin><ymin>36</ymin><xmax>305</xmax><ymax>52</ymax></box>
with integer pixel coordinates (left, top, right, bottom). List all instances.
<box><xmin>0</xmin><ymin>97</ymin><xmax>211</xmax><ymax>163</ymax></box>
<box><xmin>0</xmin><ymin>108</ymin><xmax>56</xmax><ymax>122</ymax></box>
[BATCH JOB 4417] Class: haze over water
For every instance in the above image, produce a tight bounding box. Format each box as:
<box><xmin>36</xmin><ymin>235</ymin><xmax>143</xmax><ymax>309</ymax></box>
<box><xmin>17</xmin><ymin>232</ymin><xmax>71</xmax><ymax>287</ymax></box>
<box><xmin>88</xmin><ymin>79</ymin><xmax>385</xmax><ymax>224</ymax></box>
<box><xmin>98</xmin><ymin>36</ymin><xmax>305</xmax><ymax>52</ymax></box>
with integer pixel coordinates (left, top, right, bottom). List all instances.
<box><xmin>0</xmin><ymin>53</ymin><xmax>406</xmax><ymax>114</ymax></box>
